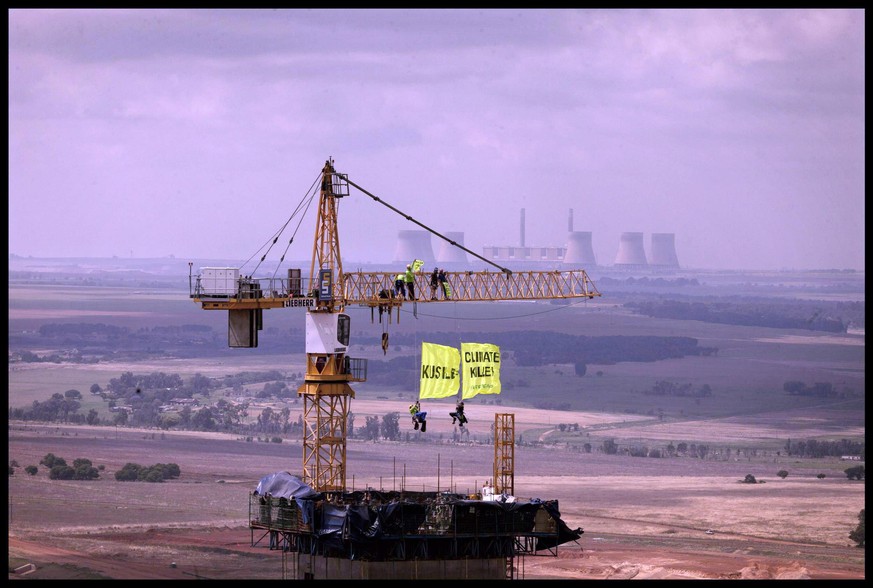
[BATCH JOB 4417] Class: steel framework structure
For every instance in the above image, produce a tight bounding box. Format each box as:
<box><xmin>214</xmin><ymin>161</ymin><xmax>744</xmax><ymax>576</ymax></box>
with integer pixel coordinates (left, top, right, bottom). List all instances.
<box><xmin>493</xmin><ymin>413</ymin><xmax>515</xmax><ymax>496</ymax></box>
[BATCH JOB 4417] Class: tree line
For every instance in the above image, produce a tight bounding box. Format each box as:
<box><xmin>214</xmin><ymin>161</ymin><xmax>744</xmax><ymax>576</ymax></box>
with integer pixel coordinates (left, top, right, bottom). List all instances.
<box><xmin>624</xmin><ymin>298</ymin><xmax>861</xmax><ymax>333</ymax></box>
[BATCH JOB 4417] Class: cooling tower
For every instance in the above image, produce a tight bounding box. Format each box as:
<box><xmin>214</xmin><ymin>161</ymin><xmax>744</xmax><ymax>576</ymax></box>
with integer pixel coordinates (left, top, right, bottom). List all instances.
<box><xmin>392</xmin><ymin>230</ymin><xmax>436</xmax><ymax>264</ymax></box>
<box><xmin>564</xmin><ymin>231</ymin><xmax>596</xmax><ymax>266</ymax></box>
<box><xmin>613</xmin><ymin>232</ymin><xmax>648</xmax><ymax>266</ymax></box>
<box><xmin>650</xmin><ymin>233</ymin><xmax>680</xmax><ymax>267</ymax></box>
<box><xmin>436</xmin><ymin>231</ymin><xmax>469</xmax><ymax>264</ymax></box>
<box><xmin>520</xmin><ymin>209</ymin><xmax>526</xmax><ymax>247</ymax></box>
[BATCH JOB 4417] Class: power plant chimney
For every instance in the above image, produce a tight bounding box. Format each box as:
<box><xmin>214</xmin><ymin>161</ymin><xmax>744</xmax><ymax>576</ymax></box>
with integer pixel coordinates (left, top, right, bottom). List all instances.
<box><xmin>392</xmin><ymin>230</ymin><xmax>436</xmax><ymax>264</ymax></box>
<box><xmin>564</xmin><ymin>231</ymin><xmax>596</xmax><ymax>266</ymax></box>
<box><xmin>650</xmin><ymin>233</ymin><xmax>680</xmax><ymax>267</ymax></box>
<box><xmin>520</xmin><ymin>208</ymin><xmax>525</xmax><ymax>248</ymax></box>
<box><xmin>568</xmin><ymin>208</ymin><xmax>573</xmax><ymax>232</ymax></box>
<box><xmin>613</xmin><ymin>232</ymin><xmax>648</xmax><ymax>267</ymax></box>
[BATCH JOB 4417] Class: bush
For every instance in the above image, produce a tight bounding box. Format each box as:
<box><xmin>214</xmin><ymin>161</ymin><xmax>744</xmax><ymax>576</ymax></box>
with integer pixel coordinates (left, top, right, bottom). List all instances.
<box><xmin>849</xmin><ymin>509</ymin><xmax>864</xmax><ymax>547</ymax></box>
<box><xmin>50</xmin><ymin>465</ymin><xmax>76</xmax><ymax>480</ymax></box>
<box><xmin>25</xmin><ymin>465</ymin><xmax>38</xmax><ymax>476</ymax></box>
<box><xmin>816</xmin><ymin>473</ymin><xmax>826</xmax><ymax>479</ymax></box>
<box><xmin>115</xmin><ymin>461</ymin><xmax>180</xmax><ymax>483</ymax></box>
<box><xmin>40</xmin><ymin>453</ymin><xmax>66</xmax><ymax>469</ymax></box>
<box><xmin>845</xmin><ymin>465</ymin><xmax>865</xmax><ymax>480</ymax></box>
<box><xmin>742</xmin><ymin>474</ymin><xmax>757</xmax><ymax>484</ymax></box>
<box><xmin>115</xmin><ymin>462</ymin><xmax>144</xmax><ymax>481</ymax></box>
<box><xmin>777</xmin><ymin>470</ymin><xmax>789</xmax><ymax>479</ymax></box>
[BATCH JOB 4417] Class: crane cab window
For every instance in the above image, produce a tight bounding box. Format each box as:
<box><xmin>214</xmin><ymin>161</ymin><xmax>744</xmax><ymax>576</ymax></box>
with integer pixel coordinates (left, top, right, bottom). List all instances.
<box><xmin>337</xmin><ymin>314</ymin><xmax>350</xmax><ymax>347</ymax></box>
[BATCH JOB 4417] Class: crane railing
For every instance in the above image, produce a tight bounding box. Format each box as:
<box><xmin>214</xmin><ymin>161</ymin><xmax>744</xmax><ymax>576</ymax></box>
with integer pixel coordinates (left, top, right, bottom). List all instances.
<box><xmin>341</xmin><ymin>269</ymin><xmax>600</xmax><ymax>307</ymax></box>
<box><xmin>191</xmin><ymin>269</ymin><xmax>601</xmax><ymax>311</ymax></box>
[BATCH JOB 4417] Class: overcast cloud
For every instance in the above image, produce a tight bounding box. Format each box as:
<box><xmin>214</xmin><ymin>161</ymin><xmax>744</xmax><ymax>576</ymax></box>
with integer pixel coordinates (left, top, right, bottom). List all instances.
<box><xmin>8</xmin><ymin>9</ymin><xmax>865</xmax><ymax>271</ymax></box>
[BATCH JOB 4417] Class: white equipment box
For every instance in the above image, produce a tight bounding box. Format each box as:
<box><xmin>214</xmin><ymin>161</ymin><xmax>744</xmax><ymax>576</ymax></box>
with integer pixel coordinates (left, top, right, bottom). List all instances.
<box><xmin>199</xmin><ymin>267</ymin><xmax>240</xmax><ymax>297</ymax></box>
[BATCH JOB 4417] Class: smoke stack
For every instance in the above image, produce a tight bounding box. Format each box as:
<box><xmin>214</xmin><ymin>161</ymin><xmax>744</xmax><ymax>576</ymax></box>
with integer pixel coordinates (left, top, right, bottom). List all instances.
<box><xmin>568</xmin><ymin>209</ymin><xmax>573</xmax><ymax>233</ymax></box>
<box><xmin>613</xmin><ymin>232</ymin><xmax>648</xmax><ymax>267</ymax></box>
<box><xmin>436</xmin><ymin>231</ymin><xmax>469</xmax><ymax>264</ymax></box>
<box><xmin>564</xmin><ymin>231</ymin><xmax>596</xmax><ymax>266</ymax></box>
<box><xmin>520</xmin><ymin>208</ymin><xmax>525</xmax><ymax>248</ymax></box>
<box><xmin>392</xmin><ymin>230</ymin><xmax>436</xmax><ymax>264</ymax></box>
<box><xmin>650</xmin><ymin>233</ymin><xmax>680</xmax><ymax>267</ymax></box>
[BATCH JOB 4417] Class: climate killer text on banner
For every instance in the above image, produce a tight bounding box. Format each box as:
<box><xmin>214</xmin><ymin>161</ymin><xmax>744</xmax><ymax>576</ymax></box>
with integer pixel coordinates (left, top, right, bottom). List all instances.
<box><xmin>461</xmin><ymin>342</ymin><xmax>501</xmax><ymax>400</ymax></box>
<box><xmin>419</xmin><ymin>342</ymin><xmax>461</xmax><ymax>399</ymax></box>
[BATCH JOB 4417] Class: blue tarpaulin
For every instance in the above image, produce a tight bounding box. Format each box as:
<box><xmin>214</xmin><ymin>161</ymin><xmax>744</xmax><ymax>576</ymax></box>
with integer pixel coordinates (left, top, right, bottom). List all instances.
<box><xmin>254</xmin><ymin>471</ymin><xmax>319</xmax><ymax>500</ymax></box>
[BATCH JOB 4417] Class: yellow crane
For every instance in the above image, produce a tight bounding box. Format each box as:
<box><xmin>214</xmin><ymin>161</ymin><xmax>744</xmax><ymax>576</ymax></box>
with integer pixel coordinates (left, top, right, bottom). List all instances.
<box><xmin>190</xmin><ymin>158</ymin><xmax>601</xmax><ymax>492</ymax></box>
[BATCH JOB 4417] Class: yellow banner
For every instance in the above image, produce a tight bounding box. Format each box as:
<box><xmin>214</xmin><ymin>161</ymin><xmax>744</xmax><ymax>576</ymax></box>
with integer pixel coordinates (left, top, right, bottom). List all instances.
<box><xmin>461</xmin><ymin>342</ymin><xmax>501</xmax><ymax>399</ymax></box>
<box><xmin>411</xmin><ymin>259</ymin><xmax>425</xmax><ymax>272</ymax></box>
<box><xmin>419</xmin><ymin>342</ymin><xmax>460</xmax><ymax>399</ymax></box>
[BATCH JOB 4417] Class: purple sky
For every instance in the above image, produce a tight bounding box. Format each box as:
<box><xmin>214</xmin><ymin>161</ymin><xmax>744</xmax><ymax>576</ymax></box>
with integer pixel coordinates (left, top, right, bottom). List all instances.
<box><xmin>8</xmin><ymin>9</ymin><xmax>865</xmax><ymax>271</ymax></box>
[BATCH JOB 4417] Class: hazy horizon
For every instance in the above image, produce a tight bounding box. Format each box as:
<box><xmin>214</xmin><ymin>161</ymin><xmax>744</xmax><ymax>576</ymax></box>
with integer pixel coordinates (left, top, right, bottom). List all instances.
<box><xmin>8</xmin><ymin>9</ymin><xmax>865</xmax><ymax>271</ymax></box>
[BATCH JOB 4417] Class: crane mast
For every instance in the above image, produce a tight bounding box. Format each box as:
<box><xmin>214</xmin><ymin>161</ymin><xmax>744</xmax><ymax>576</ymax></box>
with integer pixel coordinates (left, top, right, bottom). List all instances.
<box><xmin>310</xmin><ymin>159</ymin><xmax>347</xmax><ymax>314</ymax></box>
<box><xmin>190</xmin><ymin>158</ymin><xmax>601</xmax><ymax>492</ymax></box>
<box><xmin>296</xmin><ymin>158</ymin><xmax>358</xmax><ymax>492</ymax></box>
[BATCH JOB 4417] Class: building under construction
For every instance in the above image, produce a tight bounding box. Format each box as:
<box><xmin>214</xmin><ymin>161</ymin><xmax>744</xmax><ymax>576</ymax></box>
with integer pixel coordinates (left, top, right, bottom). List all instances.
<box><xmin>248</xmin><ymin>473</ymin><xmax>583</xmax><ymax>580</ymax></box>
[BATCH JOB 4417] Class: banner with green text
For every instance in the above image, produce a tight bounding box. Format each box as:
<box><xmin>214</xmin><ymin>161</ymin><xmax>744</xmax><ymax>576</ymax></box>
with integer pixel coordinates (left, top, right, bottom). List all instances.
<box><xmin>419</xmin><ymin>342</ymin><xmax>461</xmax><ymax>399</ymax></box>
<box><xmin>461</xmin><ymin>342</ymin><xmax>501</xmax><ymax>399</ymax></box>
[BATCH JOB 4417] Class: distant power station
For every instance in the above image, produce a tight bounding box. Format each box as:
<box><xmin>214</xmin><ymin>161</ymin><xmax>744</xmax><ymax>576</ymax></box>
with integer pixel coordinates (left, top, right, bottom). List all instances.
<box><xmin>564</xmin><ymin>231</ymin><xmax>596</xmax><ymax>266</ymax></box>
<box><xmin>392</xmin><ymin>230</ymin><xmax>436</xmax><ymax>264</ymax></box>
<box><xmin>437</xmin><ymin>231</ymin><xmax>470</xmax><ymax>264</ymax></box>
<box><xmin>391</xmin><ymin>209</ymin><xmax>680</xmax><ymax>269</ymax></box>
<box><xmin>613</xmin><ymin>232</ymin><xmax>648</xmax><ymax>267</ymax></box>
<box><xmin>650</xmin><ymin>233</ymin><xmax>680</xmax><ymax>267</ymax></box>
<box><xmin>391</xmin><ymin>229</ymin><xmax>469</xmax><ymax>266</ymax></box>
<box><xmin>611</xmin><ymin>231</ymin><xmax>680</xmax><ymax>269</ymax></box>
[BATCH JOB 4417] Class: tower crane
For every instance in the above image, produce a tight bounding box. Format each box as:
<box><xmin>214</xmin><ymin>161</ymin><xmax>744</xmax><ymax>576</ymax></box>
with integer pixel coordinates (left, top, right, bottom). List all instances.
<box><xmin>190</xmin><ymin>158</ymin><xmax>601</xmax><ymax>492</ymax></box>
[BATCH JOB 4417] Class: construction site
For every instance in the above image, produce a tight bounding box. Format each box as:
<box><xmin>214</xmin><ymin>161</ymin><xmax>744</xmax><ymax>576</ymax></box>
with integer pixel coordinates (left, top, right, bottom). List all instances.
<box><xmin>189</xmin><ymin>158</ymin><xmax>599</xmax><ymax>579</ymax></box>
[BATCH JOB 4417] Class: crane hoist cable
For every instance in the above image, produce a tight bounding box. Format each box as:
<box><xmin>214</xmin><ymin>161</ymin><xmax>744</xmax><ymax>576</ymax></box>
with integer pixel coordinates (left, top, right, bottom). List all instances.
<box><xmin>240</xmin><ymin>171</ymin><xmax>322</xmax><ymax>278</ymax></box>
<box><xmin>343</xmin><ymin>176</ymin><xmax>514</xmax><ymax>276</ymax></box>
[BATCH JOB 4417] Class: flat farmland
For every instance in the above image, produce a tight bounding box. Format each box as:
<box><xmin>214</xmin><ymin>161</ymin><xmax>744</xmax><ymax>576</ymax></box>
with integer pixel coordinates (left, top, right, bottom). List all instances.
<box><xmin>7</xmin><ymin>275</ymin><xmax>865</xmax><ymax>579</ymax></box>
<box><xmin>8</xmin><ymin>420</ymin><xmax>866</xmax><ymax>580</ymax></box>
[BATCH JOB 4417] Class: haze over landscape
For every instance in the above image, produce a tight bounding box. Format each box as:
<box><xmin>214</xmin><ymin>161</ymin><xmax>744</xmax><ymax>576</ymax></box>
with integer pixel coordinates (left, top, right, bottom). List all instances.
<box><xmin>8</xmin><ymin>9</ymin><xmax>865</xmax><ymax>271</ymax></box>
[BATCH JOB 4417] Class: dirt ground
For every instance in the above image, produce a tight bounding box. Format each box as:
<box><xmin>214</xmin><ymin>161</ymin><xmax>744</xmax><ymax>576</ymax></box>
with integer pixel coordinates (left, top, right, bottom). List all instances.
<box><xmin>8</xmin><ymin>408</ymin><xmax>866</xmax><ymax>581</ymax></box>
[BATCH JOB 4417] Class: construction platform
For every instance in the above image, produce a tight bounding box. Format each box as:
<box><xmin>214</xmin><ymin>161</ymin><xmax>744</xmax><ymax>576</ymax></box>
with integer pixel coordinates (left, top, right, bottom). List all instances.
<box><xmin>248</xmin><ymin>472</ymin><xmax>583</xmax><ymax>580</ymax></box>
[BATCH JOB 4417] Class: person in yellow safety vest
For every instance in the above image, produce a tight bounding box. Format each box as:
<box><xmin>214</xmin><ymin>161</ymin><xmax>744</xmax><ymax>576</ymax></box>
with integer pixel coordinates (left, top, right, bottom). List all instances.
<box><xmin>437</xmin><ymin>268</ymin><xmax>451</xmax><ymax>299</ymax></box>
<box><xmin>394</xmin><ymin>271</ymin><xmax>406</xmax><ymax>298</ymax></box>
<box><xmin>404</xmin><ymin>264</ymin><xmax>416</xmax><ymax>300</ymax></box>
<box><xmin>409</xmin><ymin>400</ymin><xmax>427</xmax><ymax>432</ymax></box>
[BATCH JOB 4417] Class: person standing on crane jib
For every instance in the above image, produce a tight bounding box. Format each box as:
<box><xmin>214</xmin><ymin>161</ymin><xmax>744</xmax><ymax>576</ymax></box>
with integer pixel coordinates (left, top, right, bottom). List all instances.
<box><xmin>404</xmin><ymin>263</ymin><xmax>416</xmax><ymax>300</ymax></box>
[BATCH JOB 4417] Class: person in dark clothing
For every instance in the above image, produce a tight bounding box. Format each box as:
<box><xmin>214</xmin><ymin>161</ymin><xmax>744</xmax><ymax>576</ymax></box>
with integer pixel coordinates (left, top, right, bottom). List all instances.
<box><xmin>449</xmin><ymin>400</ymin><xmax>467</xmax><ymax>427</ymax></box>
<box><xmin>429</xmin><ymin>268</ymin><xmax>439</xmax><ymax>300</ymax></box>
<box><xmin>378</xmin><ymin>288</ymin><xmax>391</xmax><ymax>322</ymax></box>
<box><xmin>404</xmin><ymin>264</ymin><xmax>416</xmax><ymax>300</ymax></box>
<box><xmin>394</xmin><ymin>272</ymin><xmax>406</xmax><ymax>298</ymax></box>
<box><xmin>438</xmin><ymin>268</ymin><xmax>450</xmax><ymax>299</ymax></box>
